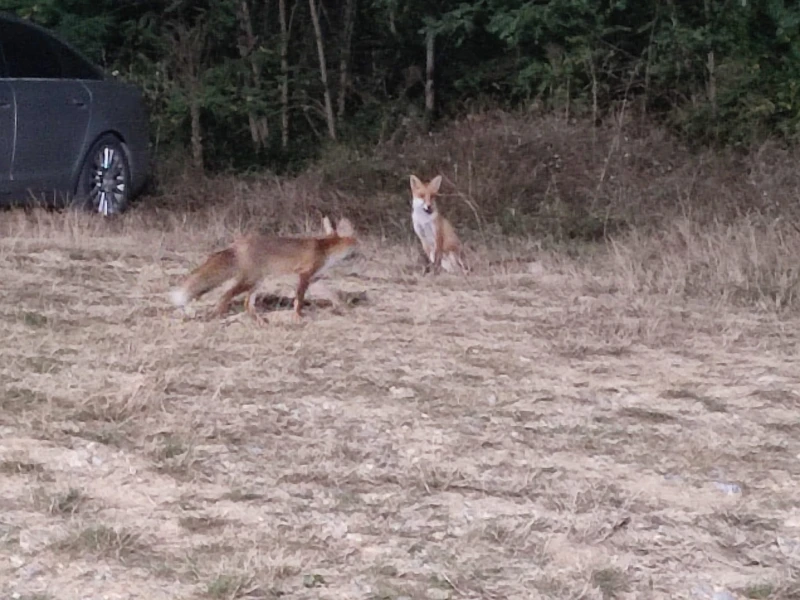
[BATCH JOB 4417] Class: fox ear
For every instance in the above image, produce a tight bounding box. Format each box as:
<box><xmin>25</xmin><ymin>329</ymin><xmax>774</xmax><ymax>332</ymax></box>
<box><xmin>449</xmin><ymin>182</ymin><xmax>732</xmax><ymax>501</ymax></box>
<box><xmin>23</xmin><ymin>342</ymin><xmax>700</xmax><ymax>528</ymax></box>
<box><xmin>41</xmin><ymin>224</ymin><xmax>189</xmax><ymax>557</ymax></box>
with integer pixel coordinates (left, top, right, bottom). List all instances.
<box><xmin>335</xmin><ymin>217</ymin><xmax>355</xmax><ymax>238</ymax></box>
<box><xmin>429</xmin><ymin>175</ymin><xmax>443</xmax><ymax>194</ymax></box>
<box><xmin>322</xmin><ymin>216</ymin><xmax>335</xmax><ymax>235</ymax></box>
<box><xmin>409</xmin><ymin>174</ymin><xmax>423</xmax><ymax>193</ymax></box>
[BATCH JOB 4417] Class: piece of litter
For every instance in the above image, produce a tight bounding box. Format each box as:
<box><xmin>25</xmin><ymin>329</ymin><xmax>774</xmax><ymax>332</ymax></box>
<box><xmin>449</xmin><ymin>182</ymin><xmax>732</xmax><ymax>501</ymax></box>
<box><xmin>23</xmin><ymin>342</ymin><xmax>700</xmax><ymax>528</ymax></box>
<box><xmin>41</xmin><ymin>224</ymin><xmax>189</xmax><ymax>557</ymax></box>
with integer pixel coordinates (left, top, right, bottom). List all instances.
<box><xmin>713</xmin><ymin>481</ymin><xmax>741</xmax><ymax>495</ymax></box>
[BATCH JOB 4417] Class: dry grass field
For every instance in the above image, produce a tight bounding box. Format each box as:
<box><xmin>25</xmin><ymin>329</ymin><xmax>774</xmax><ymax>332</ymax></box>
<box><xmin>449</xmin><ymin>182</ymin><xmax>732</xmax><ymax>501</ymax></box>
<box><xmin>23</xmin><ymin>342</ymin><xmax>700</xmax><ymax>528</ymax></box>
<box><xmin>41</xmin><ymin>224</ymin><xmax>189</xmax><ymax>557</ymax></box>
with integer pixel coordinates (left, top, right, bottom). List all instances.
<box><xmin>1</xmin><ymin>197</ymin><xmax>799</xmax><ymax>600</ymax></box>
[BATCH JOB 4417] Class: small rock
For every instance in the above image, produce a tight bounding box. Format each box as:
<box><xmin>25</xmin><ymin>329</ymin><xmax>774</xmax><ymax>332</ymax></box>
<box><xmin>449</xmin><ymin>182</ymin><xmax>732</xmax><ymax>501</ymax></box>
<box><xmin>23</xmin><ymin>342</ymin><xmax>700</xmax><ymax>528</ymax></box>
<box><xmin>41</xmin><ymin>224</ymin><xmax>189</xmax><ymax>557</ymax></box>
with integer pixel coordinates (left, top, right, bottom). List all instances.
<box><xmin>784</xmin><ymin>514</ymin><xmax>800</xmax><ymax>528</ymax></box>
<box><xmin>390</xmin><ymin>386</ymin><xmax>415</xmax><ymax>400</ymax></box>
<box><xmin>427</xmin><ymin>589</ymin><xmax>451</xmax><ymax>600</ymax></box>
<box><xmin>691</xmin><ymin>583</ymin><xmax>737</xmax><ymax>600</ymax></box>
<box><xmin>378</xmin><ymin>565</ymin><xmax>398</xmax><ymax>577</ymax></box>
<box><xmin>303</xmin><ymin>573</ymin><xmax>326</xmax><ymax>588</ymax></box>
<box><xmin>68</xmin><ymin>454</ymin><xmax>86</xmax><ymax>468</ymax></box>
<box><xmin>329</xmin><ymin>521</ymin><xmax>348</xmax><ymax>539</ymax></box>
<box><xmin>777</xmin><ymin>536</ymin><xmax>800</xmax><ymax>557</ymax></box>
<box><xmin>20</xmin><ymin>562</ymin><xmax>44</xmax><ymax>578</ymax></box>
<box><xmin>526</xmin><ymin>262</ymin><xmax>546</xmax><ymax>275</ymax></box>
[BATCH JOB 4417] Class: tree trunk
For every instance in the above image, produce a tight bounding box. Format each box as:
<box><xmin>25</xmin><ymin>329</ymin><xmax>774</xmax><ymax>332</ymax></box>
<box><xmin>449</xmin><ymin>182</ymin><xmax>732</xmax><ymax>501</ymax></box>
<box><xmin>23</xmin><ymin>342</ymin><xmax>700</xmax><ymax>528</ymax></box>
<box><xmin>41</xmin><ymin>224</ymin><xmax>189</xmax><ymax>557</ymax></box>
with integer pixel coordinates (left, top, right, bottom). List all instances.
<box><xmin>172</xmin><ymin>23</ymin><xmax>207</xmax><ymax>172</ymax></box>
<box><xmin>706</xmin><ymin>50</ymin><xmax>716</xmax><ymax>117</ymax></box>
<box><xmin>308</xmin><ymin>0</ymin><xmax>336</xmax><ymax>140</ymax></box>
<box><xmin>278</xmin><ymin>0</ymin><xmax>290</xmax><ymax>148</ymax></box>
<box><xmin>236</xmin><ymin>0</ymin><xmax>269</xmax><ymax>151</ymax></box>
<box><xmin>337</xmin><ymin>0</ymin><xmax>356</xmax><ymax>119</ymax></box>
<box><xmin>189</xmin><ymin>94</ymin><xmax>203</xmax><ymax>171</ymax></box>
<box><xmin>703</xmin><ymin>0</ymin><xmax>716</xmax><ymax>118</ymax></box>
<box><xmin>424</xmin><ymin>28</ymin><xmax>435</xmax><ymax>128</ymax></box>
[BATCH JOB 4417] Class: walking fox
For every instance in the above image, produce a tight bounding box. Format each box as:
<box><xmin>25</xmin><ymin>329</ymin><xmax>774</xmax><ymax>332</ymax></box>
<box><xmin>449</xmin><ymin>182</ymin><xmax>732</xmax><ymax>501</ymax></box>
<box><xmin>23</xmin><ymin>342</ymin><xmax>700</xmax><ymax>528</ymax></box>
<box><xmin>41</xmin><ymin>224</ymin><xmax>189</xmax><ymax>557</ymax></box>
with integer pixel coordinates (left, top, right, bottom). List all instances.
<box><xmin>409</xmin><ymin>174</ymin><xmax>468</xmax><ymax>274</ymax></box>
<box><xmin>169</xmin><ymin>216</ymin><xmax>358</xmax><ymax>324</ymax></box>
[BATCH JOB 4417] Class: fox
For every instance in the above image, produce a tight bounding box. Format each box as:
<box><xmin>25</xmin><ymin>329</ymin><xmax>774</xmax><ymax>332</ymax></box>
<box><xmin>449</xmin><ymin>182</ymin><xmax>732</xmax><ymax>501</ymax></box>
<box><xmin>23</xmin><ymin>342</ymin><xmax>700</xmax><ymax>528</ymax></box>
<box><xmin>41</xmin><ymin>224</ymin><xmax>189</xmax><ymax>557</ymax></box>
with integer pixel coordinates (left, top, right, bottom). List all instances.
<box><xmin>169</xmin><ymin>216</ymin><xmax>359</xmax><ymax>325</ymax></box>
<box><xmin>409</xmin><ymin>174</ymin><xmax>469</xmax><ymax>274</ymax></box>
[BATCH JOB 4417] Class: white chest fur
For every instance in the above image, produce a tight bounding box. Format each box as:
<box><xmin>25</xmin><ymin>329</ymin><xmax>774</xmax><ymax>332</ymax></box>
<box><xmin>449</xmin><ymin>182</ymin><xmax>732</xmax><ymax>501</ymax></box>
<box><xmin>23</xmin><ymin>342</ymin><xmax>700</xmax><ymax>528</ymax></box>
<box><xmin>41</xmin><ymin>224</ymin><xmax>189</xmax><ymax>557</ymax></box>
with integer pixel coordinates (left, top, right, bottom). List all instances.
<box><xmin>411</xmin><ymin>197</ymin><xmax>438</xmax><ymax>252</ymax></box>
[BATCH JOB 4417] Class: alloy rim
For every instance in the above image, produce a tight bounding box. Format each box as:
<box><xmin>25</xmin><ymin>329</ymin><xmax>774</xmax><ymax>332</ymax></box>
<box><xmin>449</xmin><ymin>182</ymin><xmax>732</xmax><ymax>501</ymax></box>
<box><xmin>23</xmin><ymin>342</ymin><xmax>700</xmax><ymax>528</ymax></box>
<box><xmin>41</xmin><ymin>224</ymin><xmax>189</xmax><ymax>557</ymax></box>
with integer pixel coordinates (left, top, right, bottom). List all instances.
<box><xmin>88</xmin><ymin>145</ymin><xmax>126</xmax><ymax>216</ymax></box>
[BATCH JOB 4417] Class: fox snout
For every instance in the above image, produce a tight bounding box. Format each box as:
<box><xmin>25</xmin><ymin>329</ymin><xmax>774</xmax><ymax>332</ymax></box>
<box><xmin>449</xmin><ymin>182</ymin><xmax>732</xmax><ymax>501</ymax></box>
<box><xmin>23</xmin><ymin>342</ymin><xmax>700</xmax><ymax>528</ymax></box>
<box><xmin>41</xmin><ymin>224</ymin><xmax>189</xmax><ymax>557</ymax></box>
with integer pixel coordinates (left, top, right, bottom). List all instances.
<box><xmin>423</xmin><ymin>204</ymin><xmax>433</xmax><ymax>214</ymax></box>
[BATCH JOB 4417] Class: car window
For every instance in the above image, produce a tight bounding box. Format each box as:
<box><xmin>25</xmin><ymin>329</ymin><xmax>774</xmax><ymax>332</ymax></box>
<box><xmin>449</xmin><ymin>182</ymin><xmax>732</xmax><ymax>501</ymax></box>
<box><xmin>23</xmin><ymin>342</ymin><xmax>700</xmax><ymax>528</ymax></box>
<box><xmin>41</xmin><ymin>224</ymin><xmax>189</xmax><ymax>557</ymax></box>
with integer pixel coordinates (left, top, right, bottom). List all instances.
<box><xmin>48</xmin><ymin>34</ymin><xmax>103</xmax><ymax>80</ymax></box>
<box><xmin>0</xmin><ymin>19</ymin><xmax>62</xmax><ymax>79</ymax></box>
<box><xmin>0</xmin><ymin>39</ymin><xmax>6</xmax><ymax>78</ymax></box>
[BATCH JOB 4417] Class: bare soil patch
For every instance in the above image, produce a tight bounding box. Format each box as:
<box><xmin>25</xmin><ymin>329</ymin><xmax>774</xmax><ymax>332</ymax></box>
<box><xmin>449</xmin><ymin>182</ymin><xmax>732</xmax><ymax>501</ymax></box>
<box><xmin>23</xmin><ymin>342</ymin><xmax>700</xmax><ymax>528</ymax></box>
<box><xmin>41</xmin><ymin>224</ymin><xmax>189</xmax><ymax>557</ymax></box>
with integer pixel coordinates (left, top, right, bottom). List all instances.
<box><xmin>1</xmin><ymin>208</ymin><xmax>798</xmax><ymax>600</ymax></box>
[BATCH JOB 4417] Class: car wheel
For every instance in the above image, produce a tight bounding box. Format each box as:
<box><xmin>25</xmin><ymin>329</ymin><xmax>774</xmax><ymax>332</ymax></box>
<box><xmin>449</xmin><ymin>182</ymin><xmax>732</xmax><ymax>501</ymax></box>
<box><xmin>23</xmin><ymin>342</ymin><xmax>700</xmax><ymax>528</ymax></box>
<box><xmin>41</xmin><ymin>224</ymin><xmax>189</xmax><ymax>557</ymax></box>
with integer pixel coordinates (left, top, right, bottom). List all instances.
<box><xmin>74</xmin><ymin>134</ymin><xmax>131</xmax><ymax>216</ymax></box>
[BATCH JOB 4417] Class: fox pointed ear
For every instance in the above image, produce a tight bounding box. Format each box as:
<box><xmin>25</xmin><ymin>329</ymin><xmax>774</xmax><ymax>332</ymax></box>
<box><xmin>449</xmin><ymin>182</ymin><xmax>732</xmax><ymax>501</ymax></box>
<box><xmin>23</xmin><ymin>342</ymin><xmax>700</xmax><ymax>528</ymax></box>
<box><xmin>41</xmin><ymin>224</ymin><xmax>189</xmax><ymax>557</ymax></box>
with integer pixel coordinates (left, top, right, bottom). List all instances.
<box><xmin>409</xmin><ymin>174</ymin><xmax>423</xmax><ymax>193</ymax></box>
<box><xmin>335</xmin><ymin>217</ymin><xmax>355</xmax><ymax>238</ymax></box>
<box><xmin>429</xmin><ymin>175</ymin><xmax>443</xmax><ymax>194</ymax></box>
<box><xmin>322</xmin><ymin>216</ymin><xmax>335</xmax><ymax>235</ymax></box>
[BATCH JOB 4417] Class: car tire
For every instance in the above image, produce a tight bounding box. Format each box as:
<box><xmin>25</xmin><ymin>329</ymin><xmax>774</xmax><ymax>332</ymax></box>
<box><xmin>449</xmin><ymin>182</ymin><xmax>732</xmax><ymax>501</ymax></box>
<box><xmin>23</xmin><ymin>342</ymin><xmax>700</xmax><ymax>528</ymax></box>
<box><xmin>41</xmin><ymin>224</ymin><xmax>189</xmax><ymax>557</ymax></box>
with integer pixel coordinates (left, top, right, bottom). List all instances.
<box><xmin>73</xmin><ymin>133</ymin><xmax>132</xmax><ymax>216</ymax></box>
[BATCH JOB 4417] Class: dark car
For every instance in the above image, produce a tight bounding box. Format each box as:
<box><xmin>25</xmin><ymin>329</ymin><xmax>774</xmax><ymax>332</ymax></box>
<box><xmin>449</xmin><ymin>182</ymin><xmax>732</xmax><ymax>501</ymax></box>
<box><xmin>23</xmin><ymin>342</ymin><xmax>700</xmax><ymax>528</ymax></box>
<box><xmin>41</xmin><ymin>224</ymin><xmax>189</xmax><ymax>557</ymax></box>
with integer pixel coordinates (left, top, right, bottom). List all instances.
<box><xmin>0</xmin><ymin>13</ymin><xmax>151</xmax><ymax>215</ymax></box>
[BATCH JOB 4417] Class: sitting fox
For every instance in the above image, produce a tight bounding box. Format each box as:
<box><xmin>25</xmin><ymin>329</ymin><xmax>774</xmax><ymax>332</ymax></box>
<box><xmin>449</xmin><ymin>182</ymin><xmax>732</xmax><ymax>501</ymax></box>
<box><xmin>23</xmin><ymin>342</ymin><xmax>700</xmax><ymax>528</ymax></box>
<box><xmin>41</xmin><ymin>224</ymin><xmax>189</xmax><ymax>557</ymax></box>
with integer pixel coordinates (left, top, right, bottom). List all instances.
<box><xmin>169</xmin><ymin>216</ymin><xmax>358</xmax><ymax>324</ymax></box>
<box><xmin>409</xmin><ymin>174</ymin><xmax>469</xmax><ymax>274</ymax></box>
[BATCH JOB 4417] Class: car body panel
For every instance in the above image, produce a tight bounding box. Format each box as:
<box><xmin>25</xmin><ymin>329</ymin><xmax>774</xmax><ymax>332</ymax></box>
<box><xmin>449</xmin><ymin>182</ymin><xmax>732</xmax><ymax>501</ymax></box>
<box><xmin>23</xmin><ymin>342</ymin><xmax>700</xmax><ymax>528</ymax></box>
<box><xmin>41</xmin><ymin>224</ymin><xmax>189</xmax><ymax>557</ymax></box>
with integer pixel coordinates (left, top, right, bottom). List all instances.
<box><xmin>0</xmin><ymin>12</ymin><xmax>151</xmax><ymax>209</ymax></box>
<box><xmin>11</xmin><ymin>79</ymin><xmax>92</xmax><ymax>201</ymax></box>
<box><xmin>0</xmin><ymin>81</ymin><xmax>13</xmax><ymax>189</ymax></box>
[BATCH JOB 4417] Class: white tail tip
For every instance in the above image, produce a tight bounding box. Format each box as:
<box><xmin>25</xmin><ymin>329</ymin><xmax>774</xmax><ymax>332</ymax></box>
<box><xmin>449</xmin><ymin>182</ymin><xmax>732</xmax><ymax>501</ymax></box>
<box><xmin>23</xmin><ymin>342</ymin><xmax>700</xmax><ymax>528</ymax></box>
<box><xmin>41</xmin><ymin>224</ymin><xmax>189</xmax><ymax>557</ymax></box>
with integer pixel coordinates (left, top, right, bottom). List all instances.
<box><xmin>169</xmin><ymin>287</ymin><xmax>190</xmax><ymax>307</ymax></box>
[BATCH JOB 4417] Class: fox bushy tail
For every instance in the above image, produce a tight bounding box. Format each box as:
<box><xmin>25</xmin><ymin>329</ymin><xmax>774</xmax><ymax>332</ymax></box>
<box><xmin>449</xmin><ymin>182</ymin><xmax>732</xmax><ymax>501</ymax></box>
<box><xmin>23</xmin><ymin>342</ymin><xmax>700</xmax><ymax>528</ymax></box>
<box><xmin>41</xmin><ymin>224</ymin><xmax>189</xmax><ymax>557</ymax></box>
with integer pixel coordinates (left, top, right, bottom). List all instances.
<box><xmin>170</xmin><ymin>247</ymin><xmax>237</xmax><ymax>307</ymax></box>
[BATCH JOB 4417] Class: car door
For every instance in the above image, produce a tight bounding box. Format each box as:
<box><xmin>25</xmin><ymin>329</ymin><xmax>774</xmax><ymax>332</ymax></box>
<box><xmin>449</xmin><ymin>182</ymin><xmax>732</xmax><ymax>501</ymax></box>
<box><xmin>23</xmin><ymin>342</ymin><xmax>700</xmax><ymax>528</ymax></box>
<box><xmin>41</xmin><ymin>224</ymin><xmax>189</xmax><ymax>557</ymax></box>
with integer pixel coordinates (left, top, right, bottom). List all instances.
<box><xmin>0</xmin><ymin>18</ymin><xmax>91</xmax><ymax>199</ymax></box>
<box><xmin>0</xmin><ymin>80</ymin><xmax>13</xmax><ymax>190</ymax></box>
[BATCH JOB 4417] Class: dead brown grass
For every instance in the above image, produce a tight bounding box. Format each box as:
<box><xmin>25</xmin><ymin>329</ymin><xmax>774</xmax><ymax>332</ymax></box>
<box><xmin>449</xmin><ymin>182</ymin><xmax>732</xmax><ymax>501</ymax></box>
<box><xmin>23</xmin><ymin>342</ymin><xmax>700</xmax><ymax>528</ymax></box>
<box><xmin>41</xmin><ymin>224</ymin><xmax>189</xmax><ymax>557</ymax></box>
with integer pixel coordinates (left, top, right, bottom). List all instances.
<box><xmin>1</xmin><ymin>200</ymin><xmax>799</xmax><ymax>600</ymax></box>
<box><xmin>1</xmin><ymin>114</ymin><xmax>799</xmax><ymax>599</ymax></box>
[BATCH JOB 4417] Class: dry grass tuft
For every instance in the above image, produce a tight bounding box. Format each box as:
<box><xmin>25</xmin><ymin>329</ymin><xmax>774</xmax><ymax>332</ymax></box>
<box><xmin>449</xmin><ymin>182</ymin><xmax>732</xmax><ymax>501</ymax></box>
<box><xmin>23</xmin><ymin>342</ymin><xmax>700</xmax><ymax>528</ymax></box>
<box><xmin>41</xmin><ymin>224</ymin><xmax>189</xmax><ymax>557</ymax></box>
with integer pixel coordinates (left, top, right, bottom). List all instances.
<box><xmin>606</xmin><ymin>215</ymin><xmax>800</xmax><ymax>311</ymax></box>
<box><xmin>591</xmin><ymin>567</ymin><xmax>631</xmax><ymax>599</ymax></box>
<box><xmin>179</xmin><ymin>515</ymin><xmax>230</xmax><ymax>534</ymax></box>
<box><xmin>51</xmin><ymin>525</ymin><xmax>147</xmax><ymax>563</ymax></box>
<box><xmin>0</xmin><ymin>459</ymin><xmax>45</xmax><ymax>475</ymax></box>
<box><xmin>33</xmin><ymin>487</ymin><xmax>87</xmax><ymax>516</ymax></box>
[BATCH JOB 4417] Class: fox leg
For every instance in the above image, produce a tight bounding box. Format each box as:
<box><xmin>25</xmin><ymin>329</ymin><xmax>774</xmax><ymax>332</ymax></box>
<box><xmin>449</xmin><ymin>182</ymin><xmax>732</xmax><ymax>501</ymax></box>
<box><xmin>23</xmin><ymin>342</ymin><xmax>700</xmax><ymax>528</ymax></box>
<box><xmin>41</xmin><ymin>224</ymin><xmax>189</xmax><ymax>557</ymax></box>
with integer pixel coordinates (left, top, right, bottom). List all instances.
<box><xmin>430</xmin><ymin>252</ymin><xmax>443</xmax><ymax>275</ymax></box>
<box><xmin>419</xmin><ymin>243</ymin><xmax>434</xmax><ymax>275</ymax></box>
<box><xmin>441</xmin><ymin>251</ymin><xmax>467</xmax><ymax>274</ymax></box>
<box><xmin>293</xmin><ymin>273</ymin><xmax>312</xmax><ymax>323</ymax></box>
<box><xmin>244</xmin><ymin>290</ymin><xmax>270</xmax><ymax>327</ymax></box>
<box><xmin>212</xmin><ymin>279</ymin><xmax>253</xmax><ymax>319</ymax></box>
<box><xmin>457</xmin><ymin>250</ymin><xmax>471</xmax><ymax>275</ymax></box>
<box><xmin>432</xmin><ymin>227</ymin><xmax>444</xmax><ymax>275</ymax></box>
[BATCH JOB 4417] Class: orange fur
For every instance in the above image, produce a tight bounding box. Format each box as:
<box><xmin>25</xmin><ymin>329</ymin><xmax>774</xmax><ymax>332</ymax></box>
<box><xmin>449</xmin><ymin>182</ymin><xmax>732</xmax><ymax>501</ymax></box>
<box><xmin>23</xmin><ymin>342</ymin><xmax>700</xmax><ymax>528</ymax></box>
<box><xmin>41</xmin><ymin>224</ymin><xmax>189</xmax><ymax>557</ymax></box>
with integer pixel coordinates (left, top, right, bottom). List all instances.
<box><xmin>170</xmin><ymin>217</ymin><xmax>359</xmax><ymax>324</ymax></box>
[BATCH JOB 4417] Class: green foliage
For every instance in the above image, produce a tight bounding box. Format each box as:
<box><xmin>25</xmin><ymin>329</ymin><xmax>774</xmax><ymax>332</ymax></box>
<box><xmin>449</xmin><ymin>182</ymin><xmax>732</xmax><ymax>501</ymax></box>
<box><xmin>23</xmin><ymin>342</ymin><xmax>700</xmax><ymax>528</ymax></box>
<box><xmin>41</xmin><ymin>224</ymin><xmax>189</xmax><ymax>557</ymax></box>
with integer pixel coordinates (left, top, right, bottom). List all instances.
<box><xmin>2</xmin><ymin>0</ymin><xmax>799</xmax><ymax>174</ymax></box>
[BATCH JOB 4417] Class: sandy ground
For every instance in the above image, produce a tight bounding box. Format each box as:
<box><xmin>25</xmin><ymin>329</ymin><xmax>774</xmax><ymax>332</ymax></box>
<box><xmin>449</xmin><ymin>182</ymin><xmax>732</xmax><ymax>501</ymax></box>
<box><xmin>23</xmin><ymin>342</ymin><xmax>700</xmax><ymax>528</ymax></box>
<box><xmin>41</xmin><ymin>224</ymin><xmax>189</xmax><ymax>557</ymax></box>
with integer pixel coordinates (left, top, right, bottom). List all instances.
<box><xmin>0</xmin><ymin>211</ymin><xmax>798</xmax><ymax>600</ymax></box>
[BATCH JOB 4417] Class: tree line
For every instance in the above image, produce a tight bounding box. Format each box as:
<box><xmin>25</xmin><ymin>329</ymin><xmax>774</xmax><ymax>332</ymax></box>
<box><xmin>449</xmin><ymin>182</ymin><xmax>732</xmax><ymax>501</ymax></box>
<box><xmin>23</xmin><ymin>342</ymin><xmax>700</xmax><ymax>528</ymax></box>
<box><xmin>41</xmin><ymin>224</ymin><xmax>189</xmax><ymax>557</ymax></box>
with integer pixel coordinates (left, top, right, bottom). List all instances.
<box><xmin>4</xmin><ymin>0</ymin><xmax>799</xmax><ymax>173</ymax></box>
